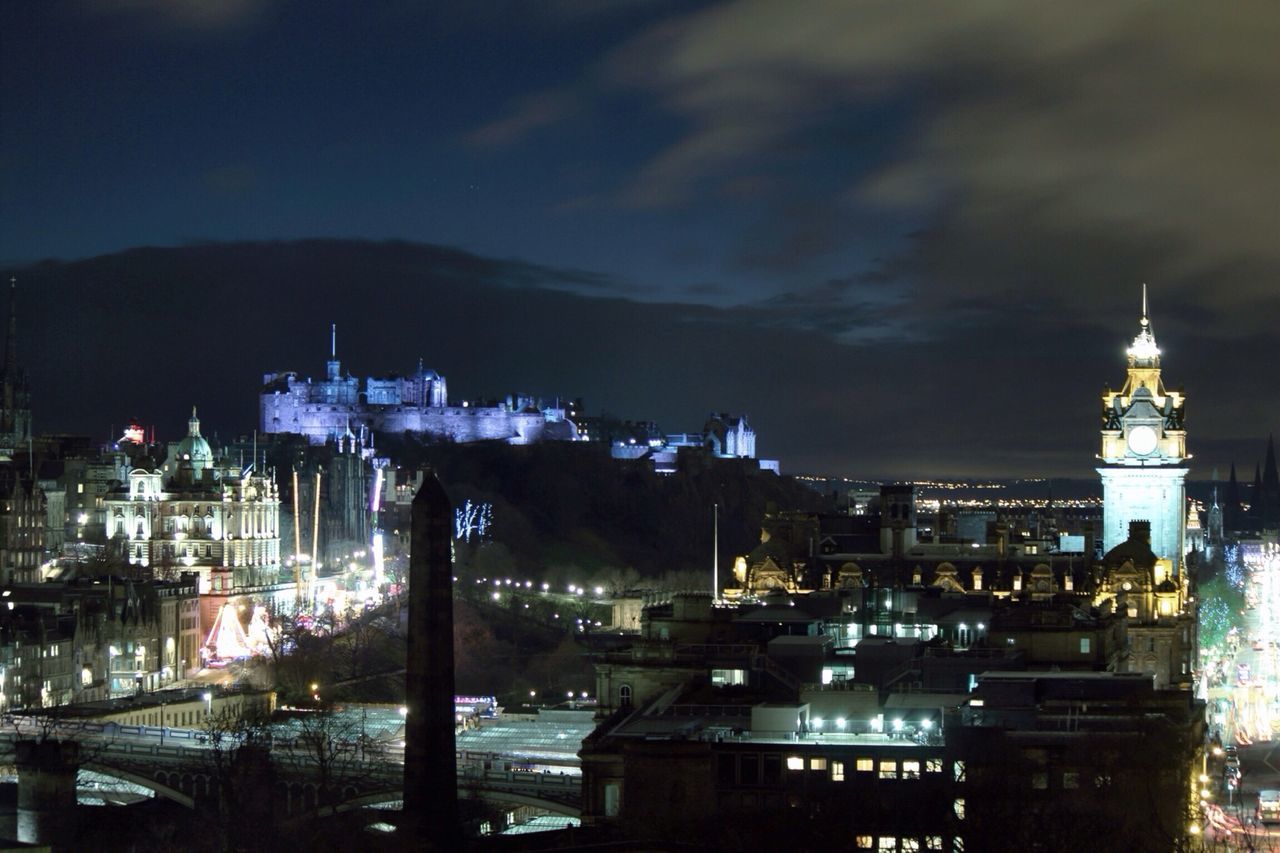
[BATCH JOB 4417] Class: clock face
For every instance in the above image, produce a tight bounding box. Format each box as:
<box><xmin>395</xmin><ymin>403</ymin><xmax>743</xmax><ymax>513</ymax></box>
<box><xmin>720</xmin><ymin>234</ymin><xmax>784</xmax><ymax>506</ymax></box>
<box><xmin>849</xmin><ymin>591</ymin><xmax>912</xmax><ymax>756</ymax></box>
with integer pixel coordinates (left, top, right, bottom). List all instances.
<box><xmin>1127</xmin><ymin>425</ymin><xmax>1158</xmax><ymax>455</ymax></box>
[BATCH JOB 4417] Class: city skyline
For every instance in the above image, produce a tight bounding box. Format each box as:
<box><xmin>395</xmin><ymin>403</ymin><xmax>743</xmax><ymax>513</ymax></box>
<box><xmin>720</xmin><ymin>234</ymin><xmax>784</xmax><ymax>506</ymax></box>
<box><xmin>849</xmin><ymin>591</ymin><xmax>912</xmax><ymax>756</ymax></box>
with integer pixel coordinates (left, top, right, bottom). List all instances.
<box><xmin>3</xmin><ymin>3</ymin><xmax>1278</xmax><ymax>478</ymax></box>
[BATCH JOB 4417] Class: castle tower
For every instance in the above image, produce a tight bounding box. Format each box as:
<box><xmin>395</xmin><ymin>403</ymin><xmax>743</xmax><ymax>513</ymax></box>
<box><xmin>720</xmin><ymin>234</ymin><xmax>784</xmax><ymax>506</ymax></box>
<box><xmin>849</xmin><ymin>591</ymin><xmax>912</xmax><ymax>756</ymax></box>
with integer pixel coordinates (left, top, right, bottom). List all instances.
<box><xmin>326</xmin><ymin>322</ymin><xmax>341</xmax><ymax>381</ymax></box>
<box><xmin>1097</xmin><ymin>287</ymin><xmax>1189</xmax><ymax>577</ymax></box>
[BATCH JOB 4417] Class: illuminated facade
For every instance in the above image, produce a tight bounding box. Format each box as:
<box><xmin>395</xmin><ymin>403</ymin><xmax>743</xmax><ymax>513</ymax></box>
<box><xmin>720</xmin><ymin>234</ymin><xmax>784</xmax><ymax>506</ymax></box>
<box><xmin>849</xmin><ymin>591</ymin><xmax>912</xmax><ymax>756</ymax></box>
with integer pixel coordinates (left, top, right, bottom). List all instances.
<box><xmin>102</xmin><ymin>409</ymin><xmax>285</xmax><ymax>625</ymax></box>
<box><xmin>1097</xmin><ymin>289</ymin><xmax>1188</xmax><ymax>577</ymax></box>
<box><xmin>260</xmin><ymin>327</ymin><xmax>574</xmax><ymax>446</ymax></box>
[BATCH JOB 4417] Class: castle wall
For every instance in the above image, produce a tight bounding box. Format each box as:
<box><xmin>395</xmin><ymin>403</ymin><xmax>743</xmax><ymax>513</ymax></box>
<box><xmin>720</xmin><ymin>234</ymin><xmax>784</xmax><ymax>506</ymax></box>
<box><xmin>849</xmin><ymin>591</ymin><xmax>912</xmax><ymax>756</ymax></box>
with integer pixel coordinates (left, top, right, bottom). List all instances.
<box><xmin>261</xmin><ymin>394</ymin><xmax>553</xmax><ymax>446</ymax></box>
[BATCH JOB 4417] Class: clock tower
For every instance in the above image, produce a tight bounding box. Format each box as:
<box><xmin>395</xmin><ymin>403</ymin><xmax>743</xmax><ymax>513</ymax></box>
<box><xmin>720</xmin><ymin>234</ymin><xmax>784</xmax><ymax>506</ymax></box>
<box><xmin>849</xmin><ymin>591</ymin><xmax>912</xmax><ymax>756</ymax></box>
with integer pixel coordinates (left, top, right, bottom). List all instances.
<box><xmin>1097</xmin><ymin>287</ymin><xmax>1189</xmax><ymax>577</ymax></box>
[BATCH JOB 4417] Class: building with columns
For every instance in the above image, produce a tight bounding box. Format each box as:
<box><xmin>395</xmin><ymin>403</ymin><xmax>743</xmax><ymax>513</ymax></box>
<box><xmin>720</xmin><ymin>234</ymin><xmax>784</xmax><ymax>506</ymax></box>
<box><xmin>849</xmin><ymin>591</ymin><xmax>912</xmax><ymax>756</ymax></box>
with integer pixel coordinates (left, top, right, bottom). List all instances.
<box><xmin>1097</xmin><ymin>289</ymin><xmax>1189</xmax><ymax>578</ymax></box>
<box><xmin>102</xmin><ymin>409</ymin><xmax>288</xmax><ymax>627</ymax></box>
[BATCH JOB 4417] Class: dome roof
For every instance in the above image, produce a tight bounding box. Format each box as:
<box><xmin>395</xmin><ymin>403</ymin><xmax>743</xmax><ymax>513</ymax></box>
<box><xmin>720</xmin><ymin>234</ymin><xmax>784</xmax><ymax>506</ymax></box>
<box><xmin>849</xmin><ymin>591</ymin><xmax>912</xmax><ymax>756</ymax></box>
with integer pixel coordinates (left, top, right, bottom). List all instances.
<box><xmin>175</xmin><ymin>407</ymin><xmax>213</xmax><ymax>470</ymax></box>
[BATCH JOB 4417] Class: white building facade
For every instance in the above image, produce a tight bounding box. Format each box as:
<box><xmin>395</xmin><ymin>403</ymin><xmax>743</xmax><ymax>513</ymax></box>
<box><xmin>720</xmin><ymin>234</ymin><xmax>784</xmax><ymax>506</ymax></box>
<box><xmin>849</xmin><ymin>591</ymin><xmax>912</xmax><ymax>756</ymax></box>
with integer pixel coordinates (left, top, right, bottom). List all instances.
<box><xmin>102</xmin><ymin>410</ymin><xmax>288</xmax><ymax>625</ymax></box>
<box><xmin>1097</xmin><ymin>290</ymin><xmax>1189</xmax><ymax>577</ymax></box>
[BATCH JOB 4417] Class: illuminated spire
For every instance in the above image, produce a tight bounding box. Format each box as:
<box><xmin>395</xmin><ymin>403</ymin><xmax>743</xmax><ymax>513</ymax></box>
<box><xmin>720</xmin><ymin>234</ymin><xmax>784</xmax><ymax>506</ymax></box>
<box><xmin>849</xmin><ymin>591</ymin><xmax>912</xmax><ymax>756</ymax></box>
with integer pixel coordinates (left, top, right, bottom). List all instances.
<box><xmin>1126</xmin><ymin>283</ymin><xmax>1160</xmax><ymax>365</ymax></box>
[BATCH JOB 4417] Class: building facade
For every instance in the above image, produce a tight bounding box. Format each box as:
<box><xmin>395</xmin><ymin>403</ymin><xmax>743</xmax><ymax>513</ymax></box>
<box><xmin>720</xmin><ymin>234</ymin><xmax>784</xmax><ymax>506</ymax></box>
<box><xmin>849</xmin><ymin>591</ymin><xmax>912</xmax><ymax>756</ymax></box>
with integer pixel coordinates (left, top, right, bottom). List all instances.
<box><xmin>101</xmin><ymin>409</ymin><xmax>289</xmax><ymax>626</ymax></box>
<box><xmin>1097</xmin><ymin>289</ymin><xmax>1188</xmax><ymax>577</ymax></box>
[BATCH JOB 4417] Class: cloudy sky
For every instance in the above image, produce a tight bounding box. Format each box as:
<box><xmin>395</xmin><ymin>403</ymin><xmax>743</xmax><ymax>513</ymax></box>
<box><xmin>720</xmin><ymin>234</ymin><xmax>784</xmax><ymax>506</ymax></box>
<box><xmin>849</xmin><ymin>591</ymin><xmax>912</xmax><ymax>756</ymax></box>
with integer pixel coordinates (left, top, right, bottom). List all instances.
<box><xmin>2</xmin><ymin>1</ymin><xmax>1278</xmax><ymax>479</ymax></box>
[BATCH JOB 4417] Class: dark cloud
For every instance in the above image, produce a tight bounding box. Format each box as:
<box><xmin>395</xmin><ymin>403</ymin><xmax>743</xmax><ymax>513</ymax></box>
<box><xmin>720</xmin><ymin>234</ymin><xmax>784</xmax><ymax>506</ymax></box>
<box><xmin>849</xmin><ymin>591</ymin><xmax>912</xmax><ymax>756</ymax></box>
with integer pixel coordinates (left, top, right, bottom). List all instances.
<box><xmin>466</xmin><ymin>91</ymin><xmax>579</xmax><ymax>149</ymax></box>
<box><xmin>478</xmin><ymin>2</ymin><xmax>1280</xmax><ymax>331</ymax></box>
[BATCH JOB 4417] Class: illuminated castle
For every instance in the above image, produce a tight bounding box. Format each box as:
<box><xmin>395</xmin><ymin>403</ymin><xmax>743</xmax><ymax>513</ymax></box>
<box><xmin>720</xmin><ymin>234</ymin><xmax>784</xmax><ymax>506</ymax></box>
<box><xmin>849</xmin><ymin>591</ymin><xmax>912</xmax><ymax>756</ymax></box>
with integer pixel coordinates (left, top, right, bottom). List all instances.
<box><xmin>260</xmin><ymin>326</ymin><xmax>577</xmax><ymax>446</ymax></box>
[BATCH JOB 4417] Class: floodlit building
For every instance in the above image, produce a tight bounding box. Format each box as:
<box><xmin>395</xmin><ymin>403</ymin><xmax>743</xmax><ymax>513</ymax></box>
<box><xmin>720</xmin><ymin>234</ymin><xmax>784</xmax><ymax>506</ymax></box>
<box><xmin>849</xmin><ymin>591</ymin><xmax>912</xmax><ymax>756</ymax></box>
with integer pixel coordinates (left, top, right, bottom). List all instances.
<box><xmin>101</xmin><ymin>409</ymin><xmax>290</xmax><ymax>626</ymax></box>
<box><xmin>1097</xmin><ymin>288</ymin><xmax>1189</xmax><ymax>578</ymax></box>
<box><xmin>260</xmin><ymin>327</ymin><xmax>575</xmax><ymax>446</ymax></box>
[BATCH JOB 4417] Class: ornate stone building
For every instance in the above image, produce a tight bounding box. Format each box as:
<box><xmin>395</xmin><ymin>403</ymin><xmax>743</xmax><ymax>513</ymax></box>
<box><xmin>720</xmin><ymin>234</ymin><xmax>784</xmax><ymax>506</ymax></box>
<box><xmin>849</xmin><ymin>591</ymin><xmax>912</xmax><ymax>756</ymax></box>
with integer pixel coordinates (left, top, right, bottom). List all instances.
<box><xmin>102</xmin><ymin>409</ymin><xmax>287</xmax><ymax>626</ymax></box>
<box><xmin>0</xmin><ymin>464</ymin><xmax>45</xmax><ymax>586</ymax></box>
<box><xmin>1097</xmin><ymin>288</ymin><xmax>1189</xmax><ymax>577</ymax></box>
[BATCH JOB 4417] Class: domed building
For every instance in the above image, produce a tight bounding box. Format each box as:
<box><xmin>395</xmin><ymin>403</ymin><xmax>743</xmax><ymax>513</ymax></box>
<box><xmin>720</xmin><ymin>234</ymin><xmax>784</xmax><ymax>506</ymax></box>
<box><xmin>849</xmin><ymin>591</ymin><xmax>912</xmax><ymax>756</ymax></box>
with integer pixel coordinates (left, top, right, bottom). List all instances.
<box><xmin>170</xmin><ymin>407</ymin><xmax>214</xmax><ymax>473</ymax></box>
<box><xmin>103</xmin><ymin>407</ymin><xmax>289</xmax><ymax>631</ymax></box>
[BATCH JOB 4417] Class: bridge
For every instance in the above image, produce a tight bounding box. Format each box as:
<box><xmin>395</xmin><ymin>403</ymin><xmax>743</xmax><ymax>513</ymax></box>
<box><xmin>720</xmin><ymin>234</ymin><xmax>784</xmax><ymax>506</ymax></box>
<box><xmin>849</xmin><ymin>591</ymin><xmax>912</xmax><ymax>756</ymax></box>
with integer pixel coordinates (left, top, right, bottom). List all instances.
<box><xmin>0</xmin><ymin>716</ymin><xmax>584</xmax><ymax>818</ymax></box>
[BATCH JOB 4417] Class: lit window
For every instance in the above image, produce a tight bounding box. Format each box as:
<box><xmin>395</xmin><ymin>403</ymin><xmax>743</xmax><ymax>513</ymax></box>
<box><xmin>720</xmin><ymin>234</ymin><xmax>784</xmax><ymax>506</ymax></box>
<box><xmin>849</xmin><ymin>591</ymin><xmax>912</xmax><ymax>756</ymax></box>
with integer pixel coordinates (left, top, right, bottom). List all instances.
<box><xmin>810</xmin><ymin>757</ymin><xmax>827</xmax><ymax>771</ymax></box>
<box><xmin>786</xmin><ymin>756</ymin><xmax>804</xmax><ymax>771</ymax></box>
<box><xmin>1063</xmin><ymin>772</ymin><xmax>1080</xmax><ymax>789</ymax></box>
<box><xmin>879</xmin><ymin>839</ymin><xmax>897</xmax><ymax>851</ymax></box>
<box><xmin>856</xmin><ymin>837</ymin><xmax>873</xmax><ymax>849</ymax></box>
<box><xmin>902</xmin><ymin>840</ymin><xmax>920</xmax><ymax>852</ymax></box>
<box><xmin>879</xmin><ymin>760</ymin><xmax>897</xmax><ymax>779</ymax></box>
<box><xmin>926</xmin><ymin>838</ymin><xmax>944</xmax><ymax>851</ymax></box>
<box><xmin>831</xmin><ymin>761</ymin><xmax>845</xmax><ymax>782</ymax></box>
<box><xmin>856</xmin><ymin>758</ymin><xmax>874</xmax><ymax>772</ymax></box>
<box><xmin>1032</xmin><ymin>772</ymin><xmax>1048</xmax><ymax>790</ymax></box>
<box><xmin>903</xmin><ymin>760</ymin><xmax>921</xmax><ymax>779</ymax></box>
<box><xmin>954</xmin><ymin>798</ymin><xmax>966</xmax><ymax>820</ymax></box>
<box><xmin>926</xmin><ymin>759</ymin><xmax>943</xmax><ymax>773</ymax></box>
<box><xmin>1080</xmin><ymin>637</ymin><xmax>1091</xmax><ymax>654</ymax></box>
<box><xmin>953</xmin><ymin>761</ymin><xmax>966</xmax><ymax>782</ymax></box>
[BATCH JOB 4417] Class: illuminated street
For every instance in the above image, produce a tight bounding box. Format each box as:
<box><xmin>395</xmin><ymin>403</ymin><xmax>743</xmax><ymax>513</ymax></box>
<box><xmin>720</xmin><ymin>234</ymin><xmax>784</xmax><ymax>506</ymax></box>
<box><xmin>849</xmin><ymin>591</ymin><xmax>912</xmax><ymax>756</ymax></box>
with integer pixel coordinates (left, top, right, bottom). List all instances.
<box><xmin>1201</xmin><ymin>545</ymin><xmax>1280</xmax><ymax>847</ymax></box>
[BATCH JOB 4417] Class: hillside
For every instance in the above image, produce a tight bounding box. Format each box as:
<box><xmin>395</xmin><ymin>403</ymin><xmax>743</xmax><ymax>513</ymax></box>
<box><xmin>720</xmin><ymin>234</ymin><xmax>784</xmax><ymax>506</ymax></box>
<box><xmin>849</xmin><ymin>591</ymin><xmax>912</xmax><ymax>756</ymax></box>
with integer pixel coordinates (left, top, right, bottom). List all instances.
<box><xmin>380</xmin><ymin>437</ymin><xmax>827</xmax><ymax>583</ymax></box>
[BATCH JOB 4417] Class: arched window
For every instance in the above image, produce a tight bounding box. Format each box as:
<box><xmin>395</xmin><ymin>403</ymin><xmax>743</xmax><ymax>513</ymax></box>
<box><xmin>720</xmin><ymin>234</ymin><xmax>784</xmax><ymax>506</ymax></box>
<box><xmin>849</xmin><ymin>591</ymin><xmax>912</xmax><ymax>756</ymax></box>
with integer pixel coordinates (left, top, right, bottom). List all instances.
<box><xmin>619</xmin><ymin>684</ymin><xmax>633</xmax><ymax>709</ymax></box>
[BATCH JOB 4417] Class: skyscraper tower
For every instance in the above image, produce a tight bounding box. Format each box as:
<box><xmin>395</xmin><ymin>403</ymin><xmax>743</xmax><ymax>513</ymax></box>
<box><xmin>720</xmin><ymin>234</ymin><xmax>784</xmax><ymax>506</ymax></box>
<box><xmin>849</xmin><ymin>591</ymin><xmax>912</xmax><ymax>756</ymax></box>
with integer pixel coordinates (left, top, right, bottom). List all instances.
<box><xmin>0</xmin><ymin>278</ymin><xmax>32</xmax><ymax>457</ymax></box>
<box><xmin>1097</xmin><ymin>287</ymin><xmax>1189</xmax><ymax>577</ymax></box>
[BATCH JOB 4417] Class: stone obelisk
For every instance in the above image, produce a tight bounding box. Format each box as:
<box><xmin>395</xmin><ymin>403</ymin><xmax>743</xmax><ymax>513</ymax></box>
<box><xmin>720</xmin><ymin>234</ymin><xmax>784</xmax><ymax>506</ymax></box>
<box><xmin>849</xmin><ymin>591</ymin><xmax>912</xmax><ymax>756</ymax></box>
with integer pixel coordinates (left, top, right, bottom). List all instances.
<box><xmin>403</xmin><ymin>473</ymin><xmax>458</xmax><ymax>848</ymax></box>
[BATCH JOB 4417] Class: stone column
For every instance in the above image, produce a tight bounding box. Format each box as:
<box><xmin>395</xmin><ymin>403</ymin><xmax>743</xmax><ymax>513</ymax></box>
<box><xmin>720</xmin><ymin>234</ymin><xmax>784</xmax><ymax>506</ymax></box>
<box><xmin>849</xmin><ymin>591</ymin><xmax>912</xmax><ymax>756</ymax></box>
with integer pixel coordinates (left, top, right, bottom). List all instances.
<box><xmin>15</xmin><ymin>739</ymin><xmax>80</xmax><ymax>847</ymax></box>
<box><xmin>403</xmin><ymin>473</ymin><xmax>458</xmax><ymax>849</ymax></box>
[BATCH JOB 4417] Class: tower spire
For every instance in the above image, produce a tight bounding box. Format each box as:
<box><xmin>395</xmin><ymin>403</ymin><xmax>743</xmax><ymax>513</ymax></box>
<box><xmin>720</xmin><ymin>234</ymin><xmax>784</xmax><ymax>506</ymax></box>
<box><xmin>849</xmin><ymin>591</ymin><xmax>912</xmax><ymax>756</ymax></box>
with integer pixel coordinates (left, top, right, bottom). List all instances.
<box><xmin>331</xmin><ymin>323</ymin><xmax>336</xmax><ymax>360</ymax></box>
<box><xmin>1126</xmin><ymin>283</ymin><xmax>1159</xmax><ymax>365</ymax></box>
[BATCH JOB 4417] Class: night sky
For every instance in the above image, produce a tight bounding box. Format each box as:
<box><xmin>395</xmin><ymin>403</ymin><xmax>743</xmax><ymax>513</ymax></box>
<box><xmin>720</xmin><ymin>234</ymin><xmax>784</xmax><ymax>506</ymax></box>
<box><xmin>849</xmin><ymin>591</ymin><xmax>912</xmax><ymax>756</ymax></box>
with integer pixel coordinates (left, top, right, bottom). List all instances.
<box><xmin>2</xmin><ymin>2</ymin><xmax>1278</xmax><ymax>480</ymax></box>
